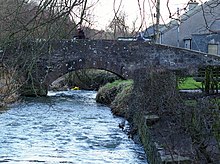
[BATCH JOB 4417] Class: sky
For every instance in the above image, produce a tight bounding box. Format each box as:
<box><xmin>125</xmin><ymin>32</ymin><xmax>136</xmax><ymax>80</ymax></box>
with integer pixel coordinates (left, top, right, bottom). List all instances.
<box><xmin>90</xmin><ymin>0</ymin><xmax>207</xmax><ymax>30</ymax></box>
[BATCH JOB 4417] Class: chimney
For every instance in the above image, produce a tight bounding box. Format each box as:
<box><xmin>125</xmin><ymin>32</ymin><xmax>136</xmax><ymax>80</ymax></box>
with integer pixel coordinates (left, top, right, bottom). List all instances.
<box><xmin>188</xmin><ymin>0</ymin><xmax>199</xmax><ymax>10</ymax></box>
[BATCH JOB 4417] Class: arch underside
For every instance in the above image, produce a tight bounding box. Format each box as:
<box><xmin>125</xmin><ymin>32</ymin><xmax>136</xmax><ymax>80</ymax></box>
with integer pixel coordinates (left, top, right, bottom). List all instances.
<box><xmin>45</xmin><ymin>60</ymin><xmax>127</xmax><ymax>87</ymax></box>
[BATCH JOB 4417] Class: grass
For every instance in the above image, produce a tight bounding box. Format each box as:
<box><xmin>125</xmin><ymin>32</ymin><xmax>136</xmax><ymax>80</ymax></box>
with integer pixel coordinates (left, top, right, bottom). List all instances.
<box><xmin>178</xmin><ymin>77</ymin><xmax>202</xmax><ymax>90</ymax></box>
<box><xmin>104</xmin><ymin>79</ymin><xmax>133</xmax><ymax>89</ymax></box>
<box><xmin>104</xmin><ymin>78</ymin><xmax>201</xmax><ymax>90</ymax></box>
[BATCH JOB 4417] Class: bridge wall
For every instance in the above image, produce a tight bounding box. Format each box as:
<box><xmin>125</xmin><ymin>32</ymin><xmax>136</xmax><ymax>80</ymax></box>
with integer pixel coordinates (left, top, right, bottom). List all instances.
<box><xmin>2</xmin><ymin>39</ymin><xmax>220</xmax><ymax>96</ymax></box>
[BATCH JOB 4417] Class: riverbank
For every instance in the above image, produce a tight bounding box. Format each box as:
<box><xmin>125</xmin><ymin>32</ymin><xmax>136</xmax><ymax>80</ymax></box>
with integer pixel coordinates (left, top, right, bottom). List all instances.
<box><xmin>96</xmin><ymin>79</ymin><xmax>220</xmax><ymax>163</ymax></box>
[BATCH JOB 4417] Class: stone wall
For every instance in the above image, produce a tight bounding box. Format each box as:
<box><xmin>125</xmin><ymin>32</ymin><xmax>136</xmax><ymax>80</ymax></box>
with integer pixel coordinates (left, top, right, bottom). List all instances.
<box><xmin>128</xmin><ymin>68</ymin><xmax>193</xmax><ymax>163</ymax></box>
<box><xmin>2</xmin><ymin>39</ymin><xmax>220</xmax><ymax>97</ymax></box>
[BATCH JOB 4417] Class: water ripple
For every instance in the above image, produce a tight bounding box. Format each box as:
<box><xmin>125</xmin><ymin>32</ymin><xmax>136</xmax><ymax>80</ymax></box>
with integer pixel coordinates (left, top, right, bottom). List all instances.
<box><xmin>0</xmin><ymin>90</ymin><xmax>148</xmax><ymax>163</ymax></box>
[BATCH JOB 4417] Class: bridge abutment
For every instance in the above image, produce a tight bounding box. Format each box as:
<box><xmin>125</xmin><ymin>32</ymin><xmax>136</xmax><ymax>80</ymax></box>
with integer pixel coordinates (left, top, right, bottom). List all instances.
<box><xmin>18</xmin><ymin>68</ymin><xmax>48</xmax><ymax>96</ymax></box>
<box><xmin>20</xmin><ymin>81</ymin><xmax>48</xmax><ymax>96</ymax></box>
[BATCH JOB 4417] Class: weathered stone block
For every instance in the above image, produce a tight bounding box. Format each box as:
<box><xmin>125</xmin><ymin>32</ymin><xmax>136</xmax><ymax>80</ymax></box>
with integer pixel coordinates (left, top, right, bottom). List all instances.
<box><xmin>144</xmin><ymin>114</ymin><xmax>160</xmax><ymax>126</ymax></box>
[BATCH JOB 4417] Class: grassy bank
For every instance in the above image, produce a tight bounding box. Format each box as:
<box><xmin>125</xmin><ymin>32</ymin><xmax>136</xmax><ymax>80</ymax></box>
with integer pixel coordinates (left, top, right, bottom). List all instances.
<box><xmin>96</xmin><ymin>77</ymin><xmax>220</xmax><ymax>163</ymax></box>
<box><xmin>96</xmin><ymin>80</ymin><xmax>133</xmax><ymax>110</ymax></box>
<box><xmin>178</xmin><ymin>77</ymin><xmax>202</xmax><ymax>90</ymax></box>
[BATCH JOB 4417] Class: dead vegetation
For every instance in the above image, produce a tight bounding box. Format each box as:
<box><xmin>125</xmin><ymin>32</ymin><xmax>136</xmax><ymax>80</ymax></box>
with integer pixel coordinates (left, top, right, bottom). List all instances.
<box><xmin>0</xmin><ymin>64</ymin><xmax>20</xmax><ymax>107</ymax></box>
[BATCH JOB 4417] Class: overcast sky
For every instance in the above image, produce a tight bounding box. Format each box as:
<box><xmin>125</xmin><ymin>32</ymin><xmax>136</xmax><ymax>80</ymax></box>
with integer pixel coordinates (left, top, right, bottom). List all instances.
<box><xmin>90</xmin><ymin>0</ymin><xmax>207</xmax><ymax>30</ymax></box>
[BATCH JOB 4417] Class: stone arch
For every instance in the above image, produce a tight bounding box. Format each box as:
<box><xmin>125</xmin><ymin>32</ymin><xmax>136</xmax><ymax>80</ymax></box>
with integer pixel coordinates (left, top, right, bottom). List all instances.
<box><xmin>44</xmin><ymin>58</ymin><xmax>128</xmax><ymax>87</ymax></box>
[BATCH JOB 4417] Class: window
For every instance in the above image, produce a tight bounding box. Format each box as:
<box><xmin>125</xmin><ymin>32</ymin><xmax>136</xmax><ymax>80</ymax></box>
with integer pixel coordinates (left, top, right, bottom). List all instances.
<box><xmin>208</xmin><ymin>44</ymin><xmax>218</xmax><ymax>55</ymax></box>
<box><xmin>184</xmin><ymin>39</ymin><xmax>192</xmax><ymax>49</ymax></box>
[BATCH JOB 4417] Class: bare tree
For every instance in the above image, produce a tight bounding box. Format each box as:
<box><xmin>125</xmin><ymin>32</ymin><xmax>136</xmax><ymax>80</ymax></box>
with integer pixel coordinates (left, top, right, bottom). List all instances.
<box><xmin>108</xmin><ymin>11</ymin><xmax>130</xmax><ymax>39</ymax></box>
<box><xmin>0</xmin><ymin>0</ymin><xmax>94</xmax><ymax>104</ymax></box>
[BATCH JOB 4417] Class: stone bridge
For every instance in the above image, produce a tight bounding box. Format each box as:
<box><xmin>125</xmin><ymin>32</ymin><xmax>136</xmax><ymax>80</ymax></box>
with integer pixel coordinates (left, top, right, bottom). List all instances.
<box><xmin>1</xmin><ymin>39</ymin><xmax>220</xmax><ymax>95</ymax></box>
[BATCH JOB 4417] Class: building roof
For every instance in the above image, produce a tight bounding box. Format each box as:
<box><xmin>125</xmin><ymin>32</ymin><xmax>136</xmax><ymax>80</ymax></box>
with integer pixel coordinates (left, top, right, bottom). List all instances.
<box><xmin>145</xmin><ymin>0</ymin><xmax>220</xmax><ymax>37</ymax></box>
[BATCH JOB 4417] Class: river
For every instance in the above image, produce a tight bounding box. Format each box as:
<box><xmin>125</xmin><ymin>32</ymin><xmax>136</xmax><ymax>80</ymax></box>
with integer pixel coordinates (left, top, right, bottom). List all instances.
<box><xmin>0</xmin><ymin>90</ymin><xmax>148</xmax><ymax>164</ymax></box>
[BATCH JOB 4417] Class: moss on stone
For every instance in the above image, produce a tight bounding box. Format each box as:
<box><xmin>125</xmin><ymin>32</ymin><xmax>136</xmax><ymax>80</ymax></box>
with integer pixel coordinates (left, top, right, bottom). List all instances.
<box><xmin>110</xmin><ymin>81</ymin><xmax>133</xmax><ymax>118</ymax></box>
<box><xmin>95</xmin><ymin>80</ymin><xmax>133</xmax><ymax>106</ymax></box>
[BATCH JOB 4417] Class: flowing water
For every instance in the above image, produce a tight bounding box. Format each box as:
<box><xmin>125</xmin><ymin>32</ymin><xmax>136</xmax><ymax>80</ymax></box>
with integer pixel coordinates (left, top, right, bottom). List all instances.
<box><xmin>0</xmin><ymin>90</ymin><xmax>148</xmax><ymax>164</ymax></box>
